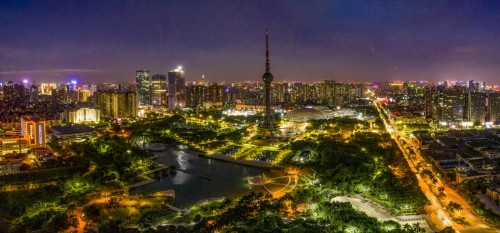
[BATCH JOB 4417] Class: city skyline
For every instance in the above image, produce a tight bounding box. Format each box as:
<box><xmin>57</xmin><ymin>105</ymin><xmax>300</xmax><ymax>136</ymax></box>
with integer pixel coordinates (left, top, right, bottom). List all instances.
<box><xmin>2</xmin><ymin>1</ymin><xmax>500</xmax><ymax>84</ymax></box>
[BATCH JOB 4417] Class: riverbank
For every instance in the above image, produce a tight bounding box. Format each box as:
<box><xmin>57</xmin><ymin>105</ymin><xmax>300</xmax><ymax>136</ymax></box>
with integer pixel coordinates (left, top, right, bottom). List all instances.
<box><xmin>198</xmin><ymin>152</ymin><xmax>274</xmax><ymax>169</ymax></box>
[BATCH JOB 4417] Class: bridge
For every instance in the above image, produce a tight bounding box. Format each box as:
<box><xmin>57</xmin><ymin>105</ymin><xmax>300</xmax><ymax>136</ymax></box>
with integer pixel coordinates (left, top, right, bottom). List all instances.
<box><xmin>166</xmin><ymin>204</ymin><xmax>191</xmax><ymax>215</ymax></box>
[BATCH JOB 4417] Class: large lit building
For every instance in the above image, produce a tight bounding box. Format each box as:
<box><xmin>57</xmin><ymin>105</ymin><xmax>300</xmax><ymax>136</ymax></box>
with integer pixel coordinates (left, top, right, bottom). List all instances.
<box><xmin>20</xmin><ymin>115</ymin><xmax>46</xmax><ymax>148</ymax></box>
<box><xmin>76</xmin><ymin>89</ymin><xmax>91</xmax><ymax>102</ymax></box>
<box><xmin>437</xmin><ymin>87</ymin><xmax>465</xmax><ymax>126</ymax></box>
<box><xmin>389</xmin><ymin>81</ymin><xmax>404</xmax><ymax>94</ymax></box>
<box><xmin>62</xmin><ymin>108</ymin><xmax>100</xmax><ymax>124</ymax></box>
<box><xmin>151</xmin><ymin>74</ymin><xmax>167</xmax><ymax>106</ymax></box>
<box><xmin>464</xmin><ymin>91</ymin><xmax>487</xmax><ymax>125</ymax></box>
<box><xmin>136</xmin><ymin>70</ymin><xmax>151</xmax><ymax>105</ymax></box>
<box><xmin>185</xmin><ymin>83</ymin><xmax>207</xmax><ymax>108</ymax></box>
<box><xmin>168</xmin><ymin>66</ymin><xmax>186</xmax><ymax>109</ymax></box>
<box><xmin>29</xmin><ymin>83</ymin><xmax>39</xmax><ymax>102</ymax></box>
<box><xmin>0</xmin><ymin>136</ymin><xmax>30</xmax><ymax>155</ymax></box>
<box><xmin>39</xmin><ymin>83</ymin><xmax>58</xmax><ymax>95</ymax></box>
<box><xmin>49</xmin><ymin>125</ymin><xmax>97</xmax><ymax>144</ymax></box>
<box><xmin>81</xmin><ymin>84</ymin><xmax>98</xmax><ymax>96</ymax></box>
<box><xmin>488</xmin><ymin>92</ymin><xmax>500</xmax><ymax>124</ymax></box>
<box><xmin>2</xmin><ymin>81</ymin><xmax>26</xmax><ymax>100</ymax></box>
<box><xmin>424</xmin><ymin>86</ymin><xmax>437</xmax><ymax>119</ymax></box>
<box><xmin>94</xmin><ymin>91</ymin><xmax>138</xmax><ymax>118</ymax></box>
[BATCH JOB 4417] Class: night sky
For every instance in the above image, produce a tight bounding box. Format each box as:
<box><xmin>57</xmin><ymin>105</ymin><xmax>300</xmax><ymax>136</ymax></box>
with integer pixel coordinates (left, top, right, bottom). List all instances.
<box><xmin>1</xmin><ymin>0</ymin><xmax>500</xmax><ymax>84</ymax></box>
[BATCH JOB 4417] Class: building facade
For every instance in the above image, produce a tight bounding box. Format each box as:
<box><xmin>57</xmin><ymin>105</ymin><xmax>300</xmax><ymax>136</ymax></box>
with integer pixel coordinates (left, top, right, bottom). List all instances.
<box><xmin>136</xmin><ymin>70</ymin><xmax>151</xmax><ymax>105</ymax></box>
<box><xmin>20</xmin><ymin>115</ymin><xmax>46</xmax><ymax>148</ymax></box>
<box><xmin>168</xmin><ymin>67</ymin><xmax>186</xmax><ymax>109</ymax></box>
<box><xmin>94</xmin><ymin>91</ymin><xmax>138</xmax><ymax>118</ymax></box>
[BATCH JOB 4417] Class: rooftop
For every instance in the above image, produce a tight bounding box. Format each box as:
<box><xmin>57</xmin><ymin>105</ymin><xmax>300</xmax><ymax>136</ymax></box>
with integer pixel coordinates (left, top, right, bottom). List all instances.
<box><xmin>51</xmin><ymin>125</ymin><xmax>95</xmax><ymax>135</ymax></box>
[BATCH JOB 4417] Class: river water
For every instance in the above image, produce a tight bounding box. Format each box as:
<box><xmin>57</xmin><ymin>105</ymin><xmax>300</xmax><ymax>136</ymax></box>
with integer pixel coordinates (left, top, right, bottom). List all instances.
<box><xmin>130</xmin><ymin>148</ymin><xmax>266</xmax><ymax>207</ymax></box>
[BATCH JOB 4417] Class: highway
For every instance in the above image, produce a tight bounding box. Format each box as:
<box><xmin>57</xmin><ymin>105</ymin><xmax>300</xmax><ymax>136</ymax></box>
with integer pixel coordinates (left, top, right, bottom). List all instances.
<box><xmin>373</xmin><ymin>100</ymin><xmax>499</xmax><ymax>233</ymax></box>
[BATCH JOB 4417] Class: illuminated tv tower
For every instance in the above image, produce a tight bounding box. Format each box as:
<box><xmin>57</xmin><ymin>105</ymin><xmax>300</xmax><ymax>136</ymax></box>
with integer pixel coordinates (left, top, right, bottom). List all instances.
<box><xmin>258</xmin><ymin>30</ymin><xmax>282</xmax><ymax>142</ymax></box>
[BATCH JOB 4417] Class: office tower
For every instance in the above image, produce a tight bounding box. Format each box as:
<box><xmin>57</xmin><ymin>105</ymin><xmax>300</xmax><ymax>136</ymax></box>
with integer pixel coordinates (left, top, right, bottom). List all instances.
<box><xmin>389</xmin><ymin>82</ymin><xmax>404</xmax><ymax>94</ymax></box>
<box><xmin>20</xmin><ymin>115</ymin><xmax>46</xmax><ymax>148</ymax></box>
<box><xmin>488</xmin><ymin>92</ymin><xmax>500</xmax><ymax>124</ymax></box>
<box><xmin>29</xmin><ymin>83</ymin><xmax>39</xmax><ymax>102</ymax></box>
<box><xmin>2</xmin><ymin>81</ymin><xmax>26</xmax><ymax>100</ymax></box>
<box><xmin>69</xmin><ymin>80</ymin><xmax>78</xmax><ymax>92</ymax></box>
<box><xmin>186</xmin><ymin>84</ymin><xmax>207</xmax><ymax>108</ymax></box>
<box><xmin>151</xmin><ymin>74</ymin><xmax>167</xmax><ymax>106</ymax></box>
<box><xmin>94</xmin><ymin>91</ymin><xmax>138</xmax><ymax>118</ymax></box>
<box><xmin>271</xmin><ymin>83</ymin><xmax>286</xmax><ymax>105</ymax></box>
<box><xmin>258</xmin><ymin>30</ymin><xmax>282</xmax><ymax>141</ymax></box>
<box><xmin>168</xmin><ymin>66</ymin><xmax>186</xmax><ymax>109</ymax></box>
<box><xmin>135</xmin><ymin>70</ymin><xmax>151</xmax><ymax>105</ymax></box>
<box><xmin>464</xmin><ymin>92</ymin><xmax>487</xmax><ymax>125</ymax></box>
<box><xmin>76</xmin><ymin>89</ymin><xmax>91</xmax><ymax>102</ymax></box>
<box><xmin>82</xmin><ymin>84</ymin><xmax>98</xmax><ymax>96</ymax></box>
<box><xmin>424</xmin><ymin>86</ymin><xmax>436</xmax><ymax>119</ymax></box>
<box><xmin>437</xmin><ymin>87</ymin><xmax>465</xmax><ymax>125</ymax></box>
<box><xmin>207</xmin><ymin>83</ymin><xmax>227</xmax><ymax>105</ymax></box>
<box><xmin>51</xmin><ymin>88</ymin><xmax>71</xmax><ymax>104</ymax></box>
<box><xmin>40</xmin><ymin>83</ymin><xmax>58</xmax><ymax>95</ymax></box>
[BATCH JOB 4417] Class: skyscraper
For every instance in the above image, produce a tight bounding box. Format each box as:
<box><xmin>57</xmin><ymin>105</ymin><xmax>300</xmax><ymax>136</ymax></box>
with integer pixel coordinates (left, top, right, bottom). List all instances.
<box><xmin>464</xmin><ymin>91</ymin><xmax>487</xmax><ymax>125</ymax></box>
<box><xmin>488</xmin><ymin>92</ymin><xmax>500</xmax><ymax>124</ymax></box>
<box><xmin>94</xmin><ymin>90</ymin><xmax>138</xmax><ymax>118</ymax></box>
<box><xmin>151</xmin><ymin>74</ymin><xmax>167</xmax><ymax>106</ymax></box>
<box><xmin>136</xmin><ymin>70</ymin><xmax>151</xmax><ymax>105</ymax></box>
<box><xmin>424</xmin><ymin>86</ymin><xmax>436</xmax><ymax>119</ymax></box>
<box><xmin>437</xmin><ymin>86</ymin><xmax>465</xmax><ymax>126</ymax></box>
<box><xmin>29</xmin><ymin>83</ymin><xmax>38</xmax><ymax>102</ymax></box>
<box><xmin>168</xmin><ymin>66</ymin><xmax>186</xmax><ymax>109</ymax></box>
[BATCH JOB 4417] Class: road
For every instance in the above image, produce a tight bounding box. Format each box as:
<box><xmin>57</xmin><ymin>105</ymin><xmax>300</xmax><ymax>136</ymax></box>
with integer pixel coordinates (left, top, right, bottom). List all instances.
<box><xmin>373</xmin><ymin>100</ymin><xmax>499</xmax><ymax>233</ymax></box>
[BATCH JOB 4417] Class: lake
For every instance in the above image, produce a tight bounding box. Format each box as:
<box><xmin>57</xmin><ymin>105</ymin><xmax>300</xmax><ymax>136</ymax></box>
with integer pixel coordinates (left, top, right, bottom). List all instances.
<box><xmin>130</xmin><ymin>148</ymin><xmax>266</xmax><ymax>207</ymax></box>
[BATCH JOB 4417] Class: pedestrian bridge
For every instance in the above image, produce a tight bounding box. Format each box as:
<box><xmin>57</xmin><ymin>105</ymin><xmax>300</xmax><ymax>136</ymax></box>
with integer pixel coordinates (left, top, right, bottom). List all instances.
<box><xmin>248</xmin><ymin>174</ymin><xmax>271</xmax><ymax>185</ymax></box>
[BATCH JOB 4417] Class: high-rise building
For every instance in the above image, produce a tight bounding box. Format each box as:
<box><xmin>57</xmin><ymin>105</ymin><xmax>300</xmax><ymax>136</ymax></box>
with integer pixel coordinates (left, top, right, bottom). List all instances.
<box><xmin>168</xmin><ymin>66</ymin><xmax>186</xmax><ymax>109</ymax></box>
<box><xmin>135</xmin><ymin>70</ymin><xmax>151</xmax><ymax>105</ymax></box>
<box><xmin>424</xmin><ymin>86</ymin><xmax>437</xmax><ymax>119</ymax></box>
<box><xmin>76</xmin><ymin>89</ymin><xmax>91</xmax><ymax>102</ymax></box>
<box><xmin>68</xmin><ymin>80</ymin><xmax>78</xmax><ymax>92</ymax></box>
<box><xmin>29</xmin><ymin>83</ymin><xmax>39</xmax><ymax>102</ymax></box>
<box><xmin>150</xmin><ymin>74</ymin><xmax>167</xmax><ymax>107</ymax></box>
<box><xmin>2</xmin><ymin>81</ymin><xmax>26</xmax><ymax>100</ymax></box>
<box><xmin>94</xmin><ymin>91</ymin><xmax>138</xmax><ymax>118</ymax></box>
<box><xmin>207</xmin><ymin>83</ymin><xmax>227</xmax><ymax>105</ymax></box>
<box><xmin>464</xmin><ymin>91</ymin><xmax>487</xmax><ymax>125</ymax></box>
<box><xmin>389</xmin><ymin>82</ymin><xmax>404</xmax><ymax>94</ymax></box>
<box><xmin>437</xmin><ymin>87</ymin><xmax>465</xmax><ymax>125</ymax></box>
<box><xmin>20</xmin><ymin>115</ymin><xmax>46</xmax><ymax>148</ymax></box>
<box><xmin>488</xmin><ymin>92</ymin><xmax>500</xmax><ymax>124</ymax></box>
<box><xmin>40</xmin><ymin>83</ymin><xmax>58</xmax><ymax>95</ymax></box>
<box><xmin>82</xmin><ymin>84</ymin><xmax>98</xmax><ymax>96</ymax></box>
<box><xmin>186</xmin><ymin>84</ymin><xmax>207</xmax><ymax>108</ymax></box>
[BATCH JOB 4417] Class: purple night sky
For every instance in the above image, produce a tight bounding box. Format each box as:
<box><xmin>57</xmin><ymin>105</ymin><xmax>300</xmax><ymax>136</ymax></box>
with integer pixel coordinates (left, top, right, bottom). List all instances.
<box><xmin>1</xmin><ymin>1</ymin><xmax>500</xmax><ymax>84</ymax></box>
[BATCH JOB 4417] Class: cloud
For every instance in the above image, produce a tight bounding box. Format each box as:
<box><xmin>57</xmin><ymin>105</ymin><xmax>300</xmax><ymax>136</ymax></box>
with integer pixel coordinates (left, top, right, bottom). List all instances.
<box><xmin>0</xmin><ymin>69</ymin><xmax>104</xmax><ymax>74</ymax></box>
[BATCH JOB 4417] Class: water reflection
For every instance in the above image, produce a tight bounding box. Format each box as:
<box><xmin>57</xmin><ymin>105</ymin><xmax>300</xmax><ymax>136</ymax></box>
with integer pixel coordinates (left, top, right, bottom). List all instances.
<box><xmin>130</xmin><ymin>148</ymin><xmax>265</xmax><ymax>207</ymax></box>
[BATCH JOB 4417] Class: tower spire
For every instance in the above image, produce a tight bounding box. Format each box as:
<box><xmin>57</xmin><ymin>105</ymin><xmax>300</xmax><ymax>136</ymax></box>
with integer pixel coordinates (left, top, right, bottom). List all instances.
<box><xmin>265</xmin><ymin>29</ymin><xmax>270</xmax><ymax>73</ymax></box>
